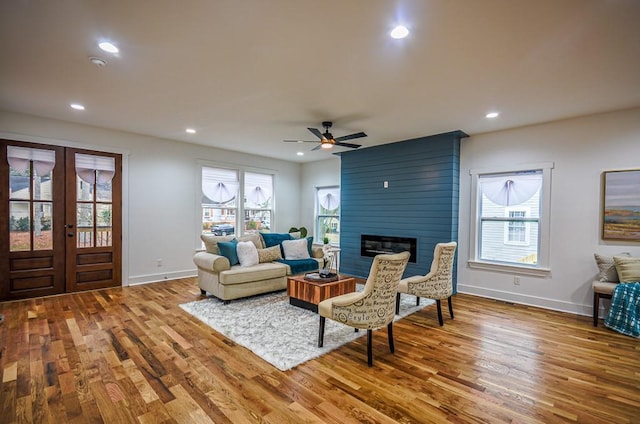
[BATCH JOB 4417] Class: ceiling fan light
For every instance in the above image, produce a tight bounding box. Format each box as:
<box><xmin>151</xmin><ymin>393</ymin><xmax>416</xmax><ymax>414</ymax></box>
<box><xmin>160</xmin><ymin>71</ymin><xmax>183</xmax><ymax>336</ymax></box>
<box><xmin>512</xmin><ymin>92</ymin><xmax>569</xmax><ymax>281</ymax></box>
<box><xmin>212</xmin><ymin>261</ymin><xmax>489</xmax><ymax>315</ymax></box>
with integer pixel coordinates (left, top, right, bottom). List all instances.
<box><xmin>321</xmin><ymin>143</ymin><xmax>333</xmax><ymax>149</ymax></box>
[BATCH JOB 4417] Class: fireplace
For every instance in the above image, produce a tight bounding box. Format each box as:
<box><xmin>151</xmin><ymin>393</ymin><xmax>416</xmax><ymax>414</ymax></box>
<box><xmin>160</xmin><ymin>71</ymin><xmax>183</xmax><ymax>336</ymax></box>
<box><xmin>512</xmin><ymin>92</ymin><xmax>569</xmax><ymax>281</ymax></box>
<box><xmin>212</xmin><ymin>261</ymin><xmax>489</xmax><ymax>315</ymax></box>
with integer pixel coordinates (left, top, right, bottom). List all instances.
<box><xmin>360</xmin><ymin>234</ymin><xmax>417</xmax><ymax>263</ymax></box>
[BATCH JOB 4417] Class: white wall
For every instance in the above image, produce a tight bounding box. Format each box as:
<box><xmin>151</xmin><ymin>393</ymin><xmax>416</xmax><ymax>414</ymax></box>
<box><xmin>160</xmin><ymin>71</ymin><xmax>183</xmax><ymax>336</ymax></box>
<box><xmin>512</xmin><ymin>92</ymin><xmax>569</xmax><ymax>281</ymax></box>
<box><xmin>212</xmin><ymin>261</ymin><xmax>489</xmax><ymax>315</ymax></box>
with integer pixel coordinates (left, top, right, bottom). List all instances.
<box><xmin>458</xmin><ymin>107</ymin><xmax>640</xmax><ymax>316</ymax></box>
<box><xmin>300</xmin><ymin>157</ymin><xmax>341</xmax><ymax>239</ymax></box>
<box><xmin>1</xmin><ymin>111</ymin><xmax>302</xmax><ymax>285</ymax></box>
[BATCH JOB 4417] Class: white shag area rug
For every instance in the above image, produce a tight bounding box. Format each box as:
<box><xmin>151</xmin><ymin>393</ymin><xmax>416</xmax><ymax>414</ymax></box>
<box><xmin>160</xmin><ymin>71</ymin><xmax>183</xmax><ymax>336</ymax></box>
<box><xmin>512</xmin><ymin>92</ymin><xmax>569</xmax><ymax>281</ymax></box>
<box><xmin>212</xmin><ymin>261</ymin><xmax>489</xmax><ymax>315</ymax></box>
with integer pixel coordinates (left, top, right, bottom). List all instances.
<box><xmin>179</xmin><ymin>288</ymin><xmax>433</xmax><ymax>371</ymax></box>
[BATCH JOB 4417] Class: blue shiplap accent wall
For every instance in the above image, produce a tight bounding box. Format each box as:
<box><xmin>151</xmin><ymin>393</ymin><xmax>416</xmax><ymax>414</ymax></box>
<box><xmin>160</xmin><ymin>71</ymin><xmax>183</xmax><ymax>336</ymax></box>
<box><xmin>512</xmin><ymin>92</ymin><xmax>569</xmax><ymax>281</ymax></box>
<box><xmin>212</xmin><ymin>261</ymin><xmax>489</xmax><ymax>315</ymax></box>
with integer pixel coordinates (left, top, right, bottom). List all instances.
<box><xmin>339</xmin><ymin>130</ymin><xmax>467</xmax><ymax>290</ymax></box>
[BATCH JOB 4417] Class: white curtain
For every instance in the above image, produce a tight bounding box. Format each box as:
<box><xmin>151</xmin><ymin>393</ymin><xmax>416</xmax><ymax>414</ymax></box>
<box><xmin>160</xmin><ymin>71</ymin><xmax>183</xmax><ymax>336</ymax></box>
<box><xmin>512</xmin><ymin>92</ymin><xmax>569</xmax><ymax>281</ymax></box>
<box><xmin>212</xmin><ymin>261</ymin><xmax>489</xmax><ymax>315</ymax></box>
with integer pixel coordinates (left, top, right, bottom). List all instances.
<box><xmin>480</xmin><ymin>173</ymin><xmax>542</xmax><ymax>206</ymax></box>
<box><xmin>202</xmin><ymin>167</ymin><xmax>238</xmax><ymax>203</ymax></box>
<box><xmin>7</xmin><ymin>146</ymin><xmax>56</xmax><ymax>175</ymax></box>
<box><xmin>75</xmin><ymin>153</ymin><xmax>115</xmax><ymax>184</ymax></box>
<box><xmin>245</xmin><ymin>172</ymin><xmax>273</xmax><ymax>206</ymax></box>
<box><xmin>318</xmin><ymin>187</ymin><xmax>340</xmax><ymax>210</ymax></box>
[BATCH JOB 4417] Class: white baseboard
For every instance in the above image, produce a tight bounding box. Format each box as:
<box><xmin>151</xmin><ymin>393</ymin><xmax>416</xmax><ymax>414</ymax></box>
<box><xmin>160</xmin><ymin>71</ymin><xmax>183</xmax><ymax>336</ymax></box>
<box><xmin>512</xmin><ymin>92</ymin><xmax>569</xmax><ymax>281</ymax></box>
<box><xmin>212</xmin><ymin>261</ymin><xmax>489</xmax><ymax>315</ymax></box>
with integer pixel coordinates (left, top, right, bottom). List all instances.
<box><xmin>457</xmin><ymin>284</ymin><xmax>592</xmax><ymax>317</ymax></box>
<box><xmin>127</xmin><ymin>269</ymin><xmax>197</xmax><ymax>286</ymax></box>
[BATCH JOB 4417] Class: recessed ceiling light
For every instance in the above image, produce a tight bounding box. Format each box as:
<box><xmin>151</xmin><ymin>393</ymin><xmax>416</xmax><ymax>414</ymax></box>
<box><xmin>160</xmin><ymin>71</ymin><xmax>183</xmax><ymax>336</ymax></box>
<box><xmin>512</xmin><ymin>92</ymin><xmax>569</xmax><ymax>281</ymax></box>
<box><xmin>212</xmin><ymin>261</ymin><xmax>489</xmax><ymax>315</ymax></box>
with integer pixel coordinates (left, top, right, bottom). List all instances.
<box><xmin>98</xmin><ymin>41</ymin><xmax>119</xmax><ymax>54</ymax></box>
<box><xmin>70</xmin><ymin>103</ymin><xmax>85</xmax><ymax>110</ymax></box>
<box><xmin>486</xmin><ymin>112</ymin><xmax>500</xmax><ymax>119</ymax></box>
<box><xmin>390</xmin><ymin>25</ymin><xmax>409</xmax><ymax>39</ymax></box>
<box><xmin>185</xmin><ymin>128</ymin><xmax>196</xmax><ymax>134</ymax></box>
<box><xmin>297</xmin><ymin>152</ymin><xmax>304</xmax><ymax>156</ymax></box>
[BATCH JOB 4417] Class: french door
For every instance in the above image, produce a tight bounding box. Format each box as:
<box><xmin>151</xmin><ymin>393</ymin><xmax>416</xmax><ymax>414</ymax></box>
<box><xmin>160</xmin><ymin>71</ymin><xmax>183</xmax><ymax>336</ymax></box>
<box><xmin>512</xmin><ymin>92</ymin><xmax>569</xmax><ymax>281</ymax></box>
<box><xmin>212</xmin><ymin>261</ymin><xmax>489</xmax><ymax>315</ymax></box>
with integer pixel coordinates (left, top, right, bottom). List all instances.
<box><xmin>1</xmin><ymin>139</ymin><xmax>122</xmax><ymax>301</ymax></box>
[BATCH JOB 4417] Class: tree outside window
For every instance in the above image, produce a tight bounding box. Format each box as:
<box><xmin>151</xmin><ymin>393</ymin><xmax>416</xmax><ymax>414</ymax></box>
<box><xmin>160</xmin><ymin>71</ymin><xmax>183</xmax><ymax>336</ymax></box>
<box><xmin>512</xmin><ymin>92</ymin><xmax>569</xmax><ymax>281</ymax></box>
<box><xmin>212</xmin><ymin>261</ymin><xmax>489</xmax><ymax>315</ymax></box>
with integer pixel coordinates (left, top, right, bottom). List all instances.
<box><xmin>316</xmin><ymin>186</ymin><xmax>340</xmax><ymax>245</ymax></box>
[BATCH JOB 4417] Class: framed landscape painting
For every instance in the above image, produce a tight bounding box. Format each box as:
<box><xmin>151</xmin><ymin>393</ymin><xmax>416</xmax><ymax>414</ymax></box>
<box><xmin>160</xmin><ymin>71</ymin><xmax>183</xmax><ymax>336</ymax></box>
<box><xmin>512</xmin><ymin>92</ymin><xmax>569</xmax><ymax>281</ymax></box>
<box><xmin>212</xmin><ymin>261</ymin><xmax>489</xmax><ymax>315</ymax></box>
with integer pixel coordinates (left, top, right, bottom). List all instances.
<box><xmin>602</xmin><ymin>169</ymin><xmax>640</xmax><ymax>241</ymax></box>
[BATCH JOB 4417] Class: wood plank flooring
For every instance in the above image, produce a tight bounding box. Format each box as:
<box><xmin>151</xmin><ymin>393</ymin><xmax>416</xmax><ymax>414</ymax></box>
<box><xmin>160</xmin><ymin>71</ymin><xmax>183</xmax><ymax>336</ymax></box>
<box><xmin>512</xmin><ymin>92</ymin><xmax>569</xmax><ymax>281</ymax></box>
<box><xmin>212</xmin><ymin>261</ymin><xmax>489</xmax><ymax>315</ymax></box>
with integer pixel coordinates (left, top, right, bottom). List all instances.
<box><xmin>0</xmin><ymin>277</ymin><xmax>638</xmax><ymax>423</ymax></box>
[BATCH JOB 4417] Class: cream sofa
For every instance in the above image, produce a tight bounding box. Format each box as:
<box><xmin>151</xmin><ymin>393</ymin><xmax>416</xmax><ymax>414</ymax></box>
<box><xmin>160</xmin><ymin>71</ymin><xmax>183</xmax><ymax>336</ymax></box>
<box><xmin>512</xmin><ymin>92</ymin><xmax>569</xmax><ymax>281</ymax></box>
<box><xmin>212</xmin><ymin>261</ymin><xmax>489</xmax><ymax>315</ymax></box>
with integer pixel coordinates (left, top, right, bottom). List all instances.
<box><xmin>194</xmin><ymin>233</ymin><xmax>325</xmax><ymax>303</ymax></box>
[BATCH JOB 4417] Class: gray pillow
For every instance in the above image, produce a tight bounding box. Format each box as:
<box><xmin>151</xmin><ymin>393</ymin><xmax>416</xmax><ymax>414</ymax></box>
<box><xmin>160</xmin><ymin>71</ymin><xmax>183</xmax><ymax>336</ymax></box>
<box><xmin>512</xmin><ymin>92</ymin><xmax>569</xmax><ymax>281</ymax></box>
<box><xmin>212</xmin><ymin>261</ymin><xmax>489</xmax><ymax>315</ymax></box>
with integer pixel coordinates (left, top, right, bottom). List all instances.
<box><xmin>594</xmin><ymin>252</ymin><xmax>630</xmax><ymax>282</ymax></box>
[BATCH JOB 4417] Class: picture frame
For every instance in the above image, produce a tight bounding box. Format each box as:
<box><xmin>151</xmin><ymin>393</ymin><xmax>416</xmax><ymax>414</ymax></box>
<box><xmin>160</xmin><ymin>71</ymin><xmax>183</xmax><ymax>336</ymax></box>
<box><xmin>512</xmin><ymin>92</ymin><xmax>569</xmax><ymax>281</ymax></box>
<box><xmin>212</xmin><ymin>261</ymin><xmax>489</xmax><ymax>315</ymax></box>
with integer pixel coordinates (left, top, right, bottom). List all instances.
<box><xmin>602</xmin><ymin>169</ymin><xmax>640</xmax><ymax>241</ymax></box>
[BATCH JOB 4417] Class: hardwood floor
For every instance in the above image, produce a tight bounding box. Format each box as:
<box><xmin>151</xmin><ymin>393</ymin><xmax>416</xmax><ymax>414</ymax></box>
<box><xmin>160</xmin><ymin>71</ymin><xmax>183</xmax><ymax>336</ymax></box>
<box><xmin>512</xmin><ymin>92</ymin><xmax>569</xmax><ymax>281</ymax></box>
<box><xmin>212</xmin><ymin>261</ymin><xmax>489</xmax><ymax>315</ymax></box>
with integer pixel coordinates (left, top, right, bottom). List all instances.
<box><xmin>0</xmin><ymin>277</ymin><xmax>638</xmax><ymax>423</ymax></box>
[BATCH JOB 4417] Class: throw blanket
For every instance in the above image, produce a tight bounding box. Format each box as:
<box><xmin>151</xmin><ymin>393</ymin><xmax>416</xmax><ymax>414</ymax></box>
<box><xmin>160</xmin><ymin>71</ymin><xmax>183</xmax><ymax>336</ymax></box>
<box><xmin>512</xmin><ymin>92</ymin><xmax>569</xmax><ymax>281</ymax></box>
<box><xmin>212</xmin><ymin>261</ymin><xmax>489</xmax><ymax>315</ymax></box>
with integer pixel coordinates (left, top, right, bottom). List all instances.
<box><xmin>276</xmin><ymin>258</ymin><xmax>319</xmax><ymax>275</ymax></box>
<box><xmin>604</xmin><ymin>282</ymin><xmax>640</xmax><ymax>338</ymax></box>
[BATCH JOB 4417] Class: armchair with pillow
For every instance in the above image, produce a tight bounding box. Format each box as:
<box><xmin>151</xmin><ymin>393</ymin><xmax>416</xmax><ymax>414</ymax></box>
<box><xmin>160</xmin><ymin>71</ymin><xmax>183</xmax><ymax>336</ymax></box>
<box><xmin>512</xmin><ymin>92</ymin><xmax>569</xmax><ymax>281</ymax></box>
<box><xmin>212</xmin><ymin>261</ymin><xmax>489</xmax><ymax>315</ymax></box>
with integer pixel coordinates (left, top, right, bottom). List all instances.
<box><xmin>193</xmin><ymin>232</ymin><xmax>325</xmax><ymax>303</ymax></box>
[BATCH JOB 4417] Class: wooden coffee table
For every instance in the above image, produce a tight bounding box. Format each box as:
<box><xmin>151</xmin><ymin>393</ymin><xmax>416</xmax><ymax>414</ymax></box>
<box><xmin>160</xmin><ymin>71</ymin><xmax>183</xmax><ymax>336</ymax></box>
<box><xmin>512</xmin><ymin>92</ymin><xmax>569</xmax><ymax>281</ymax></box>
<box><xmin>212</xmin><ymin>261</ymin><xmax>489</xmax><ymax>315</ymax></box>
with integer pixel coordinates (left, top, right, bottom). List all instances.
<box><xmin>287</xmin><ymin>274</ymin><xmax>356</xmax><ymax>313</ymax></box>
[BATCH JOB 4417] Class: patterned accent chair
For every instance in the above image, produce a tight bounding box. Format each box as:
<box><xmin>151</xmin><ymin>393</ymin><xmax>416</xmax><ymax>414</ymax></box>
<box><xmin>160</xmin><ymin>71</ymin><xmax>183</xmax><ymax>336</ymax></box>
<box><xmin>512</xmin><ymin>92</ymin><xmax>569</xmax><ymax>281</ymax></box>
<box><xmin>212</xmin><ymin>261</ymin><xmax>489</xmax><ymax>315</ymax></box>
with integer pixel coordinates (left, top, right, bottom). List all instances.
<box><xmin>395</xmin><ymin>242</ymin><xmax>457</xmax><ymax>326</ymax></box>
<box><xmin>317</xmin><ymin>251</ymin><xmax>410</xmax><ymax>367</ymax></box>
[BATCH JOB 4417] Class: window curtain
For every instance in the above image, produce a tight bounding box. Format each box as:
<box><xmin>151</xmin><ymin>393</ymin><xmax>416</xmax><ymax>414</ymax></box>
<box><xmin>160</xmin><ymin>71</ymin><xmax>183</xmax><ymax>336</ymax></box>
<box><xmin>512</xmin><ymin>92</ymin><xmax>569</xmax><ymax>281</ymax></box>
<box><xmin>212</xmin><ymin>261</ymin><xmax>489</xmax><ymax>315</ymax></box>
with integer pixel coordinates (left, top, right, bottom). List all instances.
<box><xmin>480</xmin><ymin>172</ymin><xmax>542</xmax><ymax>207</ymax></box>
<box><xmin>7</xmin><ymin>146</ymin><xmax>56</xmax><ymax>175</ymax></box>
<box><xmin>75</xmin><ymin>153</ymin><xmax>115</xmax><ymax>184</ymax></box>
<box><xmin>244</xmin><ymin>172</ymin><xmax>273</xmax><ymax>207</ymax></box>
<box><xmin>202</xmin><ymin>167</ymin><xmax>238</xmax><ymax>204</ymax></box>
<box><xmin>318</xmin><ymin>187</ymin><xmax>340</xmax><ymax>210</ymax></box>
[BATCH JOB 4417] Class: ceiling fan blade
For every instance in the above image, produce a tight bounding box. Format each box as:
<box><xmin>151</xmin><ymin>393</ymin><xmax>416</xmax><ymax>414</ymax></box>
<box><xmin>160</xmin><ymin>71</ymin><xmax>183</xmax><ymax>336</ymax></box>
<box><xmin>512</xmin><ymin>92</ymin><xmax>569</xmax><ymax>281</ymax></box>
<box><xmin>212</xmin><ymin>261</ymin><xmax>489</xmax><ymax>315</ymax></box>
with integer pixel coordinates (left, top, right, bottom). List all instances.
<box><xmin>334</xmin><ymin>131</ymin><xmax>367</xmax><ymax>142</ymax></box>
<box><xmin>335</xmin><ymin>142</ymin><xmax>362</xmax><ymax>149</ymax></box>
<box><xmin>307</xmin><ymin>127</ymin><xmax>325</xmax><ymax>140</ymax></box>
<box><xmin>283</xmin><ymin>139</ymin><xmax>318</xmax><ymax>143</ymax></box>
<box><xmin>311</xmin><ymin>144</ymin><xmax>324</xmax><ymax>151</ymax></box>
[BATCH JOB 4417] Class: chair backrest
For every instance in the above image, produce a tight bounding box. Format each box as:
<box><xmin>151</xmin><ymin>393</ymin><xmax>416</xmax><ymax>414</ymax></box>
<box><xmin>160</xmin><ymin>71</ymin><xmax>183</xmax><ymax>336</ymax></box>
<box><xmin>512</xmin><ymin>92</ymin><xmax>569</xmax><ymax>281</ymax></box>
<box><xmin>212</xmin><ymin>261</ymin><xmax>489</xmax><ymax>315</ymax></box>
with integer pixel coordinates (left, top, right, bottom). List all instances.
<box><xmin>428</xmin><ymin>241</ymin><xmax>457</xmax><ymax>290</ymax></box>
<box><xmin>357</xmin><ymin>251</ymin><xmax>411</xmax><ymax>328</ymax></box>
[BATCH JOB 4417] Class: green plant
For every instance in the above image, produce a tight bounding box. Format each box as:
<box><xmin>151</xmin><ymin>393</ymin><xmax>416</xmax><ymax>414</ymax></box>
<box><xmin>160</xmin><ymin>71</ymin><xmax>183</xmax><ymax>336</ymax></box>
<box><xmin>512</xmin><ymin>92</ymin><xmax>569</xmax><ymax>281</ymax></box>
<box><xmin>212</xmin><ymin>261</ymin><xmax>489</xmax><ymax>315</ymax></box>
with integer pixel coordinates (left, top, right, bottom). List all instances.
<box><xmin>288</xmin><ymin>226</ymin><xmax>308</xmax><ymax>238</ymax></box>
<box><xmin>323</xmin><ymin>236</ymin><xmax>329</xmax><ymax>244</ymax></box>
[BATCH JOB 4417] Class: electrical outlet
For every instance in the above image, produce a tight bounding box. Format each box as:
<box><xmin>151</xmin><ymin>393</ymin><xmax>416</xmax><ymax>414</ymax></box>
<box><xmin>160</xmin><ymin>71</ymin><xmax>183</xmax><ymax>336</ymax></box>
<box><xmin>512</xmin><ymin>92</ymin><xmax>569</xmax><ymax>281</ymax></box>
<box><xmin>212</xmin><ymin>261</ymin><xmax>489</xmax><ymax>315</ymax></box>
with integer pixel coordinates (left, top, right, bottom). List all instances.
<box><xmin>514</xmin><ymin>276</ymin><xmax>520</xmax><ymax>285</ymax></box>
<box><xmin>157</xmin><ymin>259</ymin><xmax>163</xmax><ymax>267</ymax></box>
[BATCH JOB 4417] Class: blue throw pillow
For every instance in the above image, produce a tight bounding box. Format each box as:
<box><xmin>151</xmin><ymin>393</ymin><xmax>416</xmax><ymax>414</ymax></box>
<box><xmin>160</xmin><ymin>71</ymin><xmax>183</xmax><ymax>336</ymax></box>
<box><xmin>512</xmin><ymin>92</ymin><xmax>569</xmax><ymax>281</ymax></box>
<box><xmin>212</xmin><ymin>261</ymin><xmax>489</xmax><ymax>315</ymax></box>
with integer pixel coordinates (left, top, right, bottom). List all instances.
<box><xmin>306</xmin><ymin>236</ymin><xmax>314</xmax><ymax>256</ymax></box>
<box><xmin>261</xmin><ymin>233</ymin><xmax>292</xmax><ymax>248</ymax></box>
<box><xmin>217</xmin><ymin>239</ymin><xmax>239</xmax><ymax>266</ymax></box>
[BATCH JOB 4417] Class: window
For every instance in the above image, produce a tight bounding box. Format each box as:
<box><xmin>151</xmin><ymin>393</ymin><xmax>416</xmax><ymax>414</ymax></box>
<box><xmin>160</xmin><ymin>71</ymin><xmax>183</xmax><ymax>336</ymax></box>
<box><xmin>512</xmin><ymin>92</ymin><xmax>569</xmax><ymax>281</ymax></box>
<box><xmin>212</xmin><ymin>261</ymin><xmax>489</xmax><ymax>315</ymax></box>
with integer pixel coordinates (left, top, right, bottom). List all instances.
<box><xmin>469</xmin><ymin>163</ymin><xmax>553</xmax><ymax>276</ymax></box>
<box><xmin>201</xmin><ymin>166</ymin><xmax>238</xmax><ymax>236</ymax></box>
<box><xmin>244</xmin><ymin>171</ymin><xmax>273</xmax><ymax>234</ymax></box>
<box><xmin>316</xmin><ymin>186</ymin><xmax>340</xmax><ymax>245</ymax></box>
<box><xmin>200</xmin><ymin>166</ymin><xmax>274</xmax><ymax>238</ymax></box>
<box><xmin>504</xmin><ymin>208</ymin><xmax>530</xmax><ymax>245</ymax></box>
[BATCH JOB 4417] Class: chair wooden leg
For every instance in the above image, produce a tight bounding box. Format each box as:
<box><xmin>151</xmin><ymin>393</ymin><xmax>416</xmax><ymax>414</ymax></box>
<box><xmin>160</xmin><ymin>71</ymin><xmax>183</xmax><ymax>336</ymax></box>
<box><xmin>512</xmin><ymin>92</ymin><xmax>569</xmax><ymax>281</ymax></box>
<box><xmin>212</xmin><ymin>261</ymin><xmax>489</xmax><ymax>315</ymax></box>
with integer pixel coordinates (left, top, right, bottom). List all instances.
<box><xmin>367</xmin><ymin>329</ymin><xmax>373</xmax><ymax>367</ymax></box>
<box><xmin>416</xmin><ymin>296</ymin><xmax>420</xmax><ymax>306</ymax></box>
<box><xmin>318</xmin><ymin>316</ymin><xmax>326</xmax><ymax>347</ymax></box>
<box><xmin>395</xmin><ymin>293</ymin><xmax>401</xmax><ymax>314</ymax></box>
<box><xmin>387</xmin><ymin>322</ymin><xmax>395</xmax><ymax>353</ymax></box>
<box><xmin>448</xmin><ymin>296</ymin><xmax>454</xmax><ymax>319</ymax></box>
<box><xmin>436</xmin><ymin>299</ymin><xmax>444</xmax><ymax>326</ymax></box>
<box><xmin>593</xmin><ymin>293</ymin><xmax>600</xmax><ymax>327</ymax></box>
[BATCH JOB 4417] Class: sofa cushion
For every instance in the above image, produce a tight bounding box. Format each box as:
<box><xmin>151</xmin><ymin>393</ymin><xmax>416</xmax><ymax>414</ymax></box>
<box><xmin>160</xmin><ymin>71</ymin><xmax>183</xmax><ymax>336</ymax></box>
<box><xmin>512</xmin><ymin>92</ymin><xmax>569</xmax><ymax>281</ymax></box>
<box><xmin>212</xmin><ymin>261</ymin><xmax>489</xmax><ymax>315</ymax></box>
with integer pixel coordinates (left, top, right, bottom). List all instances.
<box><xmin>218</xmin><ymin>240</ymin><xmax>239</xmax><ymax>266</ymax></box>
<box><xmin>237</xmin><ymin>241</ymin><xmax>259</xmax><ymax>267</ymax></box>
<box><xmin>261</xmin><ymin>232</ymin><xmax>292</xmax><ymax>249</ymax></box>
<box><xmin>614</xmin><ymin>256</ymin><xmax>640</xmax><ymax>283</ymax></box>
<box><xmin>219</xmin><ymin>262</ymin><xmax>287</xmax><ymax>285</ymax></box>
<box><xmin>282</xmin><ymin>238</ymin><xmax>311</xmax><ymax>259</ymax></box>
<box><xmin>238</xmin><ymin>233</ymin><xmax>264</xmax><ymax>250</ymax></box>
<box><xmin>592</xmin><ymin>280</ymin><xmax>618</xmax><ymax>295</ymax></box>
<box><xmin>257</xmin><ymin>245</ymin><xmax>282</xmax><ymax>263</ymax></box>
<box><xmin>201</xmin><ymin>234</ymin><xmax>235</xmax><ymax>254</ymax></box>
<box><xmin>595</xmin><ymin>252</ymin><xmax>630</xmax><ymax>282</ymax></box>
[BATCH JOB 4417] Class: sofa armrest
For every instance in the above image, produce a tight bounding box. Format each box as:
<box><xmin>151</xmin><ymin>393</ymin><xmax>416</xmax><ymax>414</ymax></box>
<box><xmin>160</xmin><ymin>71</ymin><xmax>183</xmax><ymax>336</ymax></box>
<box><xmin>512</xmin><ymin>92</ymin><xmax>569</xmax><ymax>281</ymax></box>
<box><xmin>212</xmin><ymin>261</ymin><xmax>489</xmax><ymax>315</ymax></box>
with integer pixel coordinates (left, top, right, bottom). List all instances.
<box><xmin>193</xmin><ymin>251</ymin><xmax>231</xmax><ymax>272</ymax></box>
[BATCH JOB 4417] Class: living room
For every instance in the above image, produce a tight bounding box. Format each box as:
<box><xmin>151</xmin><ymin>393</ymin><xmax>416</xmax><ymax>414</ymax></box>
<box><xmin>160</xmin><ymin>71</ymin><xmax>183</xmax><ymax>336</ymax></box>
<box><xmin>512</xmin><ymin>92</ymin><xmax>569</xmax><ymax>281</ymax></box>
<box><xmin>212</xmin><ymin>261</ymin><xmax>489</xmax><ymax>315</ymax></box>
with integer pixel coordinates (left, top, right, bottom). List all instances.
<box><xmin>2</xmin><ymin>1</ymin><xmax>640</xmax><ymax>422</ymax></box>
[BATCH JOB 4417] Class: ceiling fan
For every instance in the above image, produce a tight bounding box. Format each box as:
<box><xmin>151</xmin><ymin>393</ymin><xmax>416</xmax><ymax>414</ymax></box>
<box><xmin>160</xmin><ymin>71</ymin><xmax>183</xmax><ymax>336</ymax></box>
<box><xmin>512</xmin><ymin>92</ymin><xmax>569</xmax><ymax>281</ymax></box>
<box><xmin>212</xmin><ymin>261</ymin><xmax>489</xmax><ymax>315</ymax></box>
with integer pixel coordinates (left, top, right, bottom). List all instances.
<box><xmin>284</xmin><ymin>121</ymin><xmax>367</xmax><ymax>151</ymax></box>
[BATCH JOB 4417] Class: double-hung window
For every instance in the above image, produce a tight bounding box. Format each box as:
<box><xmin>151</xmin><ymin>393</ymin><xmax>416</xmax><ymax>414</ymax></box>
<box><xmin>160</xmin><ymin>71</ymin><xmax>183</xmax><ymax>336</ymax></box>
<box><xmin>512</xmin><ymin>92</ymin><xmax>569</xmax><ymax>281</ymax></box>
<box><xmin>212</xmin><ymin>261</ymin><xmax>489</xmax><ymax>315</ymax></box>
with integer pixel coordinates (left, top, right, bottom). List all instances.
<box><xmin>469</xmin><ymin>162</ymin><xmax>553</xmax><ymax>276</ymax></box>
<box><xmin>316</xmin><ymin>186</ymin><xmax>340</xmax><ymax>245</ymax></box>
<box><xmin>200</xmin><ymin>165</ymin><xmax>274</xmax><ymax>238</ymax></box>
<box><xmin>201</xmin><ymin>166</ymin><xmax>238</xmax><ymax>236</ymax></box>
<box><xmin>244</xmin><ymin>171</ymin><xmax>273</xmax><ymax>234</ymax></box>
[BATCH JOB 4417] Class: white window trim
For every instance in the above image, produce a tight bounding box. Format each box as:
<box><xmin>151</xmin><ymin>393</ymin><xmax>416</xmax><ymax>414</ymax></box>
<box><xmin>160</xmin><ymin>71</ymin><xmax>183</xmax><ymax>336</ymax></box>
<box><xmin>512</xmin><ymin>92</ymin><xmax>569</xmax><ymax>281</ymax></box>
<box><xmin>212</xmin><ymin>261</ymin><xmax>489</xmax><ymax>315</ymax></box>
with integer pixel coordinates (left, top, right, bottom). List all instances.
<box><xmin>468</xmin><ymin>162</ymin><xmax>553</xmax><ymax>277</ymax></box>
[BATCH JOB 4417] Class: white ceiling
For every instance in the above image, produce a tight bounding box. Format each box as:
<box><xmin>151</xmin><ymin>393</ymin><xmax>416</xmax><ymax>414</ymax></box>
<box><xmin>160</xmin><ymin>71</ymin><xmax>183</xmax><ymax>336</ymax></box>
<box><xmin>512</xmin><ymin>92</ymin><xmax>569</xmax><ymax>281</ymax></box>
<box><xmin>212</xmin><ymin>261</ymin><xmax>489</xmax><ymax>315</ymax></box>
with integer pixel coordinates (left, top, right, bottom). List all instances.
<box><xmin>1</xmin><ymin>1</ymin><xmax>639</xmax><ymax>163</ymax></box>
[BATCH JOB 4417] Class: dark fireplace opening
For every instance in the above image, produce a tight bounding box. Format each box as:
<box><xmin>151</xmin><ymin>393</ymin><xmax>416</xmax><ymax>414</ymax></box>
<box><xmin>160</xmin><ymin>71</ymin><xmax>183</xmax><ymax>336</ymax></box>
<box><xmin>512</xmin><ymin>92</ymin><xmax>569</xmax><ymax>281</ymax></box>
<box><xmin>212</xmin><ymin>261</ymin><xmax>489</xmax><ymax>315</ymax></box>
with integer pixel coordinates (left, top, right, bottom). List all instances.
<box><xmin>360</xmin><ymin>234</ymin><xmax>417</xmax><ymax>263</ymax></box>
